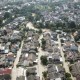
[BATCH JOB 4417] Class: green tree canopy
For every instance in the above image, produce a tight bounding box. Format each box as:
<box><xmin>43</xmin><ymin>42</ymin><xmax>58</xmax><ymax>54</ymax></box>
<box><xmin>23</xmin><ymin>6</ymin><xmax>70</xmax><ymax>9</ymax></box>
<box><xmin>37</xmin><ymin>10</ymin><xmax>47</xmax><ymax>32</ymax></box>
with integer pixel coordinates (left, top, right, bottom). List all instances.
<box><xmin>66</xmin><ymin>77</ymin><xmax>72</xmax><ymax>80</ymax></box>
<box><xmin>65</xmin><ymin>73</ymin><xmax>71</xmax><ymax>78</ymax></box>
<box><xmin>42</xmin><ymin>71</ymin><xmax>47</xmax><ymax>78</ymax></box>
<box><xmin>40</xmin><ymin>56</ymin><xmax>48</xmax><ymax>65</ymax></box>
<box><xmin>4</xmin><ymin>74</ymin><xmax>11</xmax><ymax>80</ymax></box>
<box><xmin>0</xmin><ymin>18</ymin><xmax>3</xmax><ymax>26</ymax></box>
<box><xmin>4</xmin><ymin>12</ymin><xmax>11</xmax><ymax>19</ymax></box>
<box><xmin>68</xmin><ymin>21</ymin><xmax>76</xmax><ymax>28</ymax></box>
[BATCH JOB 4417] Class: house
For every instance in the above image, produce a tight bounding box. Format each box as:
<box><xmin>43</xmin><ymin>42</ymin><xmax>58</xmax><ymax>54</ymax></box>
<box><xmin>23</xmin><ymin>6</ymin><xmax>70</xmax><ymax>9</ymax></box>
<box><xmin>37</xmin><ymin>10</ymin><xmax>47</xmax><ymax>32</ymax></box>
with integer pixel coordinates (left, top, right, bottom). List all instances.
<box><xmin>6</xmin><ymin>53</ymin><xmax>15</xmax><ymax>62</ymax></box>
<box><xmin>22</xmin><ymin>44</ymin><xmax>30</xmax><ymax>53</ymax></box>
<box><xmin>70</xmin><ymin>61</ymin><xmax>80</xmax><ymax>80</ymax></box>
<box><xmin>0</xmin><ymin>30</ymin><xmax>6</xmax><ymax>36</ymax></box>
<box><xmin>27</xmin><ymin>53</ymin><xmax>37</xmax><ymax>65</ymax></box>
<box><xmin>63</xmin><ymin>42</ymin><xmax>80</xmax><ymax>62</ymax></box>
<box><xmin>26</xmin><ymin>67</ymin><xmax>40</xmax><ymax>80</ymax></box>
<box><xmin>0</xmin><ymin>55</ymin><xmax>6</xmax><ymax>67</ymax></box>
<box><xmin>63</xmin><ymin>42</ymin><xmax>78</xmax><ymax>52</ymax></box>
<box><xmin>27</xmin><ymin>75</ymin><xmax>40</xmax><ymax>80</ymax></box>
<box><xmin>26</xmin><ymin>67</ymin><xmax>36</xmax><ymax>74</ymax></box>
<box><xmin>0</xmin><ymin>35</ymin><xmax>10</xmax><ymax>42</ymax></box>
<box><xmin>10</xmin><ymin>43</ymin><xmax>20</xmax><ymax>53</ymax></box>
<box><xmin>43</xmin><ymin>32</ymin><xmax>54</xmax><ymax>52</ymax></box>
<box><xmin>64</xmin><ymin>51</ymin><xmax>80</xmax><ymax>62</ymax></box>
<box><xmin>21</xmin><ymin>60</ymin><xmax>30</xmax><ymax>67</ymax></box>
<box><xmin>10</xmin><ymin>34</ymin><xmax>22</xmax><ymax>41</ymax></box>
<box><xmin>0</xmin><ymin>43</ymin><xmax>10</xmax><ymax>54</ymax></box>
<box><xmin>56</xmin><ymin>30</ymin><xmax>62</xmax><ymax>34</ymax></box>
<box><xmin>27</xmin><ymin>31</ymin><xmax>35</xmax><ymax>37</ymax></box>
<box><xmin>47</xmin><ymin>64</ymin><xmax>65</xmax><ymax>80</ymax></box>
<box><xmin>16</xmin><ymin>76</ymin><xmax>25</xmax><ymax>80</ymax></box>
<box><xmin>0</xmin><ymin>74</ymin><xmax>11</xmax><ymax>80</ymax></box>
<box><xmin>47</xmin><ymin>54</ymin><xmax>62</xmax><ymax>64</ymax></box>
<box><xmin>19</xmin><ymin>53</ymin><xmax>37</xmax><ymax>67</ymax></box>
<box><xmin>53</xmin><ymin>46</ymin><xmax>61</xmax><ymax>55</ymax></box>
<box><xmin>0</xmin><ymin>68</ymin><xmax>12</xmax><ymax>75</ymax></box>
<box><xmin>46</xmin><ymin>45</ymin><xmax>53</xmax><ymax>53</ymax></box>
<box><xmin>0</xmin><ymin>53</ymin><xmax>15</xmax><ymax>67</ymax></box>
<box><xmin>51</xmin><ymin>32</ymin><xmax>58</xmax><ymax>41</ymax></box>
<box><xmin>70</xmin><ymin>43</ymin><xmax>78</xmax><ymax>51</ymax></box>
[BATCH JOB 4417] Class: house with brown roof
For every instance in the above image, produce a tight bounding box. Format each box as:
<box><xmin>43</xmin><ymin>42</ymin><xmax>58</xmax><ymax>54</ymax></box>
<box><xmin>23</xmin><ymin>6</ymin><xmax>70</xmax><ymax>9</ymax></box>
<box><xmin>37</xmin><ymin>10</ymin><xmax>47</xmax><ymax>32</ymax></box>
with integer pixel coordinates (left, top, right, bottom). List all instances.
<box><xmin>70</xmin><ymin>61</ymin><xmax>80</xmax><ymax>80</ymax></box>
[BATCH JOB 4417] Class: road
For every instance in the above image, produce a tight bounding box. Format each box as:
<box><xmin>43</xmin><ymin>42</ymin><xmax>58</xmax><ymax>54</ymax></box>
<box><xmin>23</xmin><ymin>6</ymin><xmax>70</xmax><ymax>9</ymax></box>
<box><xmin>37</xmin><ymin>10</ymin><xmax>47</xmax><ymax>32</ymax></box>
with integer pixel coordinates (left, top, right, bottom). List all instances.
<box><xmin>57</xmin><ymin>34</ymin><xmax>75</xmax><ymax>80</ymax></box>
<box><xmin>36</xmin><ymin>34</ymin><xmax>47</xmax><ymax>80</ymax></box>
<box><xmin>11</xmin><ymin>41</ymin><xmax>24</xmax><ymax>80</ymax></box>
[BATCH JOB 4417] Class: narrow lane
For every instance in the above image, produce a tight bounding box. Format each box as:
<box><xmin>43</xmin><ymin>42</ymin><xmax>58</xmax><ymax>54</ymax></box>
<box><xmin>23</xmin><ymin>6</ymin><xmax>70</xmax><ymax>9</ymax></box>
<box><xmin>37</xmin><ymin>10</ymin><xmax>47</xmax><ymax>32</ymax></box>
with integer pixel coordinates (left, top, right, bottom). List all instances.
<box><xmin>11</xmin><ymin>41</ymin><xmax>24</xmax><ymax>80</ymax></box>
<box><xmin>36</xmin><ymin>34</ymin><xmax>47</xmax><ymax>80</ymax></box>
<box><xmin>57</xmin><ymin>34</ymin><xmax>75</xmax><ymax>80</ymax></box>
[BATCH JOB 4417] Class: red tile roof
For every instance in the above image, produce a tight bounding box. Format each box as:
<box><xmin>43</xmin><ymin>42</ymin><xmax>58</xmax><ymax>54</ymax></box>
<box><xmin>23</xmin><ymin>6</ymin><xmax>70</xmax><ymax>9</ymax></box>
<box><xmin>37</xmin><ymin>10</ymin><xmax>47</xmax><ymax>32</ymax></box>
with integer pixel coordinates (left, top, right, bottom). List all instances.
<box><xmin>0</xmin><ymin>68</ymin><xmax>12</xmax><ymax>75</ymax></box>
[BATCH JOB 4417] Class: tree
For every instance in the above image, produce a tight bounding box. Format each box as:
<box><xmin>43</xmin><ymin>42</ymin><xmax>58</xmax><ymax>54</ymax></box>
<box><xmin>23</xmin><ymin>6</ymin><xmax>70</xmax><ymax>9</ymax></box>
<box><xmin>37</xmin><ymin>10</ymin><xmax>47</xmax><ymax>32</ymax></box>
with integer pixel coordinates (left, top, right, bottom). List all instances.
<box><xmin>42</xmin><ymin>71</ymin><xmax>47</xmax><ymax>78</ymax></box>
<box><xmin>0</xmin><ymin>18</ymin><xmax>3</xmax><ymax>26</ymax></box>
<box><xmin>40</xmin><ymin>56</ymin><xmax>48</xmax><ymax>65</ymax></box>
<box><xmin>35</xmin><ymin>48</ymin><xmax>38</xmax><ymax>52</ymax></box>
<box><xmin>66</xmin><ymin>77</ymin><xmax>72</xmax><ymax>80</ymax></box>
<box><xmin>4</xmin><ymin>74</ymin><xmax>11</xmax><ymax>80</ymax></box>
<box><xmin>61</xmin><ymin>39</ymin><xmax>64</xmax><ymax>43</ymax></box>
<box><xmin>38</xmin><ymin>22</ymin><xmax>44</xmax><ymax>28</ymax></box>
<box><xmin>74</xmin><ymin>35</ymin><xmax>80</xmax><ymax>42</ymax></box>
<box><xmin>41</xmin><ymin>38</ymin><xmax>46</xmax><ymax>45</ymax></box>
<box><xmin>65</xmin><ymin>73</ymin><xmax>71</xmax><ymax>78</ymax></box>
<box><xmin>68</xmin><ymin>21</ymin><xmax>76</xmax><ymax>29</ymax></box>
<box><xmin>56</xmin><ymin>22</ymin><xmax>61</xmax><ymax>28</ymax></box>
<box><xmin>42</xmin><ymin>45</ymin><xmax>46</xmax><ymax>50</ymax></box>
<box><xmin>69</xmin><ymin>66</ymin><xmax>72</xmax><ymax>72</ymax></box>
<box><xmin>41</xmin><ymin>38</ymin><xmax>46</xmax><ymax>50</ymax></box>
<box><xmin>4</xmin><ymin>12</ymin><xmax>11</xmax><ymax>19</ymax></box>
<box><xmin>4</xmin><ymin>30</ymin><xmax>7</xmax><ymax>35</ymax></box>
<box><xmin>38</xmin><ymin>29</ymin><xmax>42</xmax><ymax>34</ymax></box>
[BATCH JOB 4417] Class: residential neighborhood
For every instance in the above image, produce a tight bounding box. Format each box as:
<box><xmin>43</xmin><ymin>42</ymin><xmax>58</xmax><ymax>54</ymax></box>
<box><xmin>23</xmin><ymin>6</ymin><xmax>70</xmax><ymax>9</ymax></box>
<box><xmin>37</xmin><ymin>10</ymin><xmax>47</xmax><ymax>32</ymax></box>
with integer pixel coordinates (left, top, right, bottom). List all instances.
<box><xmin>0</xmin><ymin>0</ymin><xmax>80</xmax><ymax>80</ymax></box>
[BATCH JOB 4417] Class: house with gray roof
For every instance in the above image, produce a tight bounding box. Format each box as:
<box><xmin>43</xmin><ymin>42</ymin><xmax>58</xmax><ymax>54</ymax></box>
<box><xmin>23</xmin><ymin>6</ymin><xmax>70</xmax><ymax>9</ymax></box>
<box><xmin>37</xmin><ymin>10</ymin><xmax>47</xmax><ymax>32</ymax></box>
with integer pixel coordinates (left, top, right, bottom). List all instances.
<box><xmin>47</xmin><ymin>64</ymin><xmax>65</xmax><ymax>80</ymax></box>
<box><xmin>16</xmin><ymin>76</ymin><xmax>25</xmax><ymax>80</ymax></box>
<box><xmin>26</xmin><ymin>67</ymin><xmax>40</xmax><ymax>80</ymax></box>
<box><xmin>47</xmin><ymin>54</ymin><xmax>62</xmax><ymax>64</ymax></box>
